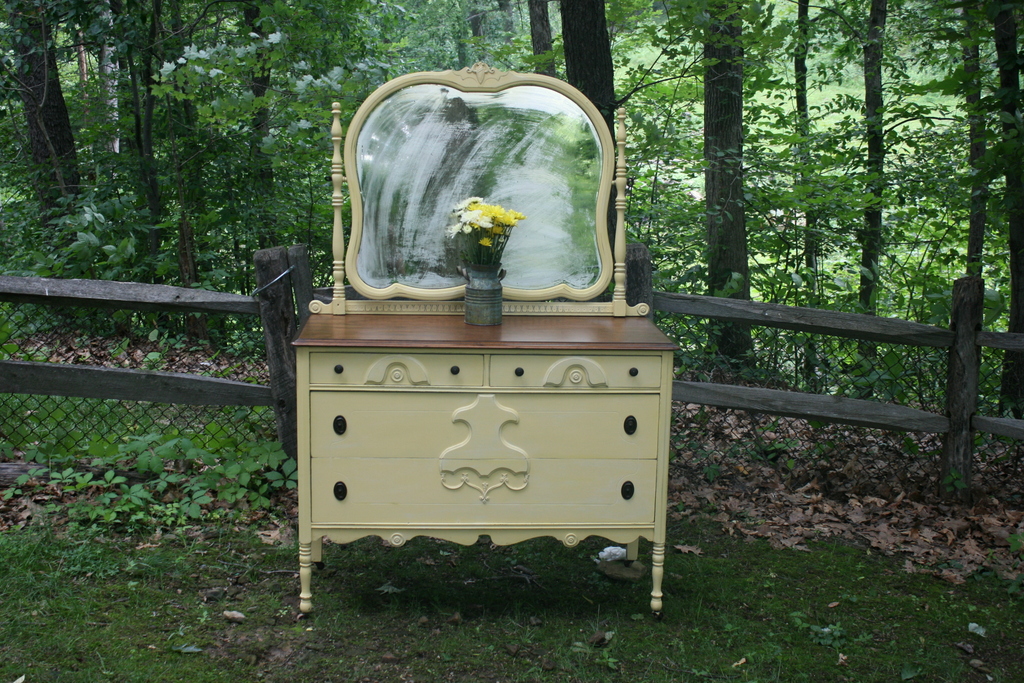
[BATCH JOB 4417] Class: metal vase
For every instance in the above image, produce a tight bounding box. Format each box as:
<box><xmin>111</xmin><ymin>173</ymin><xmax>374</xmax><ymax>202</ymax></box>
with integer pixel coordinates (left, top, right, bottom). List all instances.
<box><xmin>464</xmin><ymin>263</ymin><xmax>503</xmax><ymax>326</ymax></box>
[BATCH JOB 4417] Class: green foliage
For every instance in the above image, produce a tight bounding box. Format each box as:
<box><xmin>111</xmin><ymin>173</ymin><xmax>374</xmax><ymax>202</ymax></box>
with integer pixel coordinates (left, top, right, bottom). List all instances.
<box><xmin>3</xmin><ymin>432</ymin><xmax>295</xmax><ymax>529</ymax></box>
<box><xmin>790</xmin><ymin>612</ymin><xmax>851</xmax><ymax>648</ymax></box>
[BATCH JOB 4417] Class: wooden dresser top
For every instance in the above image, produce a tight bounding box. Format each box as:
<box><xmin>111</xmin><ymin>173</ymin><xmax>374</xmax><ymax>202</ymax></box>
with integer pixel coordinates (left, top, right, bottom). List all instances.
<box><xmin>294</xmin><ymin>315</ymin><xmax>677</xmax><ymax>351</ymax></box>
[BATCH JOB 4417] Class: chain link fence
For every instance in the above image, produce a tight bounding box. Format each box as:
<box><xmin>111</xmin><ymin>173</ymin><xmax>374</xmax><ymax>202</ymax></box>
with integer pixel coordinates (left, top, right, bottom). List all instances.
<box><xmin>0</xmin><ymin>300</ymin><xmax>276</xmax><ymax>455</ymax></box>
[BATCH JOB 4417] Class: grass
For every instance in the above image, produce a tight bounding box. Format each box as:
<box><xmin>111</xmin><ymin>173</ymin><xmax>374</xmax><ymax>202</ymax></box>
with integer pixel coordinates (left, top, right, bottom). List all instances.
<box><xmin>1</xmin><ymin>514</ymin><xmax>1021</xmax><ymax>683</ymax></box>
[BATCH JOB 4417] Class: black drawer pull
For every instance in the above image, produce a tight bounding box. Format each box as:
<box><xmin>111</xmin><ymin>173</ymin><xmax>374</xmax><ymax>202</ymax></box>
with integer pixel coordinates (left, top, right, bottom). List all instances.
<box><xmin>450</xmin><ymin>365</ymin><xmax>460</xmax><ymax>375</ymax></box>
<box><xmin>629</xmin><ymin>367</ymin><xmax>639</xmax><ymax>377</ymax></box>
<box><xmin>334</xmin><ymin>364</ymin><xmax>344</xmax><ymax>374</ymax></box>
<box><xmin>623</xmin><ymin>415</ymin><xmax>637</xmax><ymax>435</ymax></box>
<box><xmin>621</xmin><ymin>481</ymin><xmax>635</xmax><ymax>500</ymax></box>
<box><xmin>515</xmin><ymin>367</ymin><xmax>525</xmax><ymax>377</ymax></box>
<box><xmin>333</xmin><ymin>415</ymin><xmax>347</xmax><ymax>435</ymax></box>
<box><xmin>333</xmin><ymin>481</ymin><xmax>347</xmax><ymax>501</ymax></box>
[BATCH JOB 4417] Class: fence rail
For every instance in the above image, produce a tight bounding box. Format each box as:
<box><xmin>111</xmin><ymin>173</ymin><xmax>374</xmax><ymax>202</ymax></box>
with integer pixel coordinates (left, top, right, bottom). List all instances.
<box><xmin>654</xmin><ymin>291</ymin><xmax>957</xmax><ymax>348</ymax></box>
<box><xmin>0</xmin><ymin>275</ymin><xmax>260</xmax><ymax>314</ymax></box>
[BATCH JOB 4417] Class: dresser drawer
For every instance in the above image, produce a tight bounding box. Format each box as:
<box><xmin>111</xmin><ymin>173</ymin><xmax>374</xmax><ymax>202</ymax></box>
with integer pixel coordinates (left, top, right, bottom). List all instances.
<box><xmin>309</xmin><ymin>391</ymin><xmax>661</xmax><ymax>460</ymax></box>
<box><xmin>309</xmin><ymin>352</ymin><xmax>485</xmax><ymax>387</ymax></box>
<box><xmin>489</xmin><ymin>354</ymin><xmax>661</xmax><ymax>389</ymax></box>
<box><xmin>310</xmin><ymin>456</ymin><xmax>657</xmax><ymax>526</ymax></box>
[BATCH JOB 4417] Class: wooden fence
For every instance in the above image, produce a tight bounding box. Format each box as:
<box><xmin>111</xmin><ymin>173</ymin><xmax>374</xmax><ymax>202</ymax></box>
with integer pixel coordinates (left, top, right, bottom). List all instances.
<box><xmin>0</xmin><ymin>245</ymin><xmax>312</xmax><ymax>460</ymax></box>
<box><xmin>651</xmin><ymin>275</ymin><xmax>1024</xmax><ymax>501</ymax></box>
<box><xmin>3</xmin><ymin>245</ymin><xmax>1023</xmax><ymax>502</ymax></box>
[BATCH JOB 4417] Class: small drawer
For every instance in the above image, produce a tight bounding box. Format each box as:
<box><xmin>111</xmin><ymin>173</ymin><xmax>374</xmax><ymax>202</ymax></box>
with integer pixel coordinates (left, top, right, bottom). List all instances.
<box><xmin>489</xmin><ymin>354</ymin><xmax>661</xmax><ymax>389</ymax></box>
<box><xmin>309</xmin><ymin>352</ymin><xmax>484</xmax><ymax>387</ymax></box>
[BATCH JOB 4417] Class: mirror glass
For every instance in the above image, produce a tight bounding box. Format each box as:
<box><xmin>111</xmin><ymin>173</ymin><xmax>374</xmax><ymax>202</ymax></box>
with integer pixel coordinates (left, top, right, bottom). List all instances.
<box><xmin>353</xmin><ymin>84</ymin><xmax>605</xmax><ymax>293</ymax></box>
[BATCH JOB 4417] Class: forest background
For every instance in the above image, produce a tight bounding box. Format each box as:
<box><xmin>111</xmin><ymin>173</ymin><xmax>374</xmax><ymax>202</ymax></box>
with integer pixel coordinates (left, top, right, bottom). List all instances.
<box><xmin>1</xmin><ymin>0</ymin><xmax>1023</xmax><ymax>418</ymax></box>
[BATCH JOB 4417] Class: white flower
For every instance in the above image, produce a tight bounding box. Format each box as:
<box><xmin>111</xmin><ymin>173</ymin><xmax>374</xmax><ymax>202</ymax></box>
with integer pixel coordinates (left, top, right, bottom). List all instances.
<box><xmin>454</xmin><ymin>196</ymin><xmax>483</xmax><ymax>211</ymax></box>
<box><xmin>445</xmin><ymin>224</ymin><xmax>461</xmax><ymax>238</ymax></box>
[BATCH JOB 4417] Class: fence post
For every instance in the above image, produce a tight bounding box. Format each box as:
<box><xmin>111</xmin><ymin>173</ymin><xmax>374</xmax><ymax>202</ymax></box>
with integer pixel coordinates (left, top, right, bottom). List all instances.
<box><xmin>626</xmin><ymin>242</ymin><xmax>653</xmax><ymax>318</ymax></box>
<box><xmin>287</xmin><ymin>244</ymin><xmax>315</xmax><ymax>330</ymax></box>
<box><xmin>254</xmin><ymin>246</ymin><xmax>297</xmax><ymax>460</ymax></box>
<box><xmin>940</xmin><ymin>275</ymin><xmax>983</xmax><ymax>502</ymax></box>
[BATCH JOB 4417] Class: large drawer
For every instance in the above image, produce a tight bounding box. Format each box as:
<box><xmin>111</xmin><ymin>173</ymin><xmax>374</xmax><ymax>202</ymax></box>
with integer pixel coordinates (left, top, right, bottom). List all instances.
<box><xmin>309</xmin><ymin>352</ymin><xmax>485</xmax><ymax>387</ymax></box>
<box><xmin>310</xmin><ymin>456</ymin><xmax>657</xmax><ymax>526</ymax></box>
<box><xmin>309</xmin><ymin>391</ymin><xmax>661</xmax><ymax>460</ymax></box>
<box><xmin>489</xmin><ymin>354</ymin><xmax>662</xmax><ymax>389</ymax></box>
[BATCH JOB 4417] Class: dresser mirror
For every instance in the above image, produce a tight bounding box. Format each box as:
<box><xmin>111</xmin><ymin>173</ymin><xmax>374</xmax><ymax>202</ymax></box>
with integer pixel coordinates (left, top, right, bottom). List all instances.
<box><xmin>311</xmin><ymin>63</ymin><xmax>646</xmax><ymax>315</ymax></box>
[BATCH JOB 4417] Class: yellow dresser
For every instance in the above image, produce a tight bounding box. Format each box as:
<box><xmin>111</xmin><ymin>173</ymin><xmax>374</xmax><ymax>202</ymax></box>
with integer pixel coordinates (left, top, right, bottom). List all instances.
<box><xmin>294</xmin><ymin>314</ymin><xmax>676</xmax><ymax>614</ymax></box>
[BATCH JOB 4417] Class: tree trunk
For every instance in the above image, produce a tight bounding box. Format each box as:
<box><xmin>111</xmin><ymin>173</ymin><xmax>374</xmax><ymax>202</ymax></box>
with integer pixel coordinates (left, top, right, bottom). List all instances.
<box><xmin>496</xmin><ymin>0</ymin><xmax>514</xmax><ymax>38</ymax></box>
<box><xmin>528</xmin><ymin>0</ymin><xmax>556</xmax><ymax>77</ymax></box>
<box><xmin>9</xmin><ymin>0</ymin><xmax>82</xmax><ymax>215</ymax></box>
<box><xmin>99</xmin><ymin>1</ymin><xmax>120</xmax><ymax>154</ymax></box>
<box><xmin>704</xmin><ymin>1</ymin><xmax>752</xmax><ymax>363</ymax></box>
<box><xmin>962</xmin><ymin>5</ymin><xmax>987</xmax><ymax>276</ymax></box>
<box><xmin>560</xmin><ymin>0</ymin><xmax>617</xmax><ymax>246</ymax></box>
<box><xmin>795</xmin><ymin>0</ymin><xmax>820</xmax><ymax>388</ymax></box>
<box><xmin>795</xmin><ymin>0</ymin><xmax>816</xmax><ymax>292</ymax></box>
<box><xmin>560</xmin><ymin>0</ymin><xmax>616</xmax><ymax>132</ymax></box>
<box><xmin>244</xmin><ymin>4</ymin><xmax>276</xmax><ymax>250</ymax></box>
<box><xmin>994</xmin><ymin>6</ymin><xmax>1024</xmax><ymax>418</ymax></box>
<box><xmin>860</xmin><ymin>0</ymin><xmax>887</xmax><ymax>315</ymax></box>
<box><xmin>123</xmin><ymin>0</ymin><xmax>164</xmax><ymax>260</ymax></box>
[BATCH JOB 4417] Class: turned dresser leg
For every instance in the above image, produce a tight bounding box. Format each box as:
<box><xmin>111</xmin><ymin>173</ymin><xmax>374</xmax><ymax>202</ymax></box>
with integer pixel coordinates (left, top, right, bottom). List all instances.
<box><xmin>650</xmin><ymin>541</ymin><xmax>665</xmax><ymax>618</ymax></box>
<box><xmin>299</xmin><ymin>541</ymin><xmax>313</xmax><ymax>613</ymax></box>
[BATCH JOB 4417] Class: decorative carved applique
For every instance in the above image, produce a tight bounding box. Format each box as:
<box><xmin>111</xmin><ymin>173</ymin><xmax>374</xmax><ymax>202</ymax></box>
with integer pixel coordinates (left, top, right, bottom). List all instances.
<box><xmin>457</xmin><ymin>62</ymin><xmax>516</xmax><ymax>86</ymax></box>
<box><xmin>440</xmin><ymin>394</ymin><xmax>528</xmax><ymax>503</ymax></box>
<box><xmin>364</xmin><ymin>356</ymin><xmax>430</xmax><ymax>385</ymax></box>
<box><xmin>542</xmin><ymin>357</ymin><xmax>608</xmax><ymax>388</ymax></box>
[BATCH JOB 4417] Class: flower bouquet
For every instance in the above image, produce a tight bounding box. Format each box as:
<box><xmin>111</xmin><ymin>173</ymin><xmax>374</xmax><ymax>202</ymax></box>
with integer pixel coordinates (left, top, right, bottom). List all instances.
<box><xmin>446</xmin><ymin>197</ymin><xmax>526</xmax><ymax>325</ymax></box>
<box><xmin>446</xmin><ymin>197</ymin><xmax>526</xmax><ymax>266</ymax></box>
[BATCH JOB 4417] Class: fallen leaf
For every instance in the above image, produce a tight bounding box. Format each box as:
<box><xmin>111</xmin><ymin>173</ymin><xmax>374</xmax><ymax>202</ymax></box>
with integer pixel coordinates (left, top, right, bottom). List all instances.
<box><xmin>673</xmin><ymin>545</ymin><xmax>703</xmax><ymax>555</ymax></box>
<box><xmin>257</xmin><ymin>529</ymin><xmax>280</xmax><ymax>545</ymax></box>
<box><xmin>170</xmin><ymin>644</ymin><xmax>203</xmax><ymax>653</ymax></box>
<box><xmin>837</xmin><ymin>653</ymin><xmax>848</xmax><ymax>666</ymax></box>
<box><xmin>828</xmin><ymin>601</ymin><xmax>840</xmax><ymax>608</ymax></box>
<box><xmin>223</xmin><ymin>610</ymin><xmax>245</xmax><ymax>623</ymax></box>
<box><xmin>954</xmin><ymin>641</ymin><xmax>975</xmax><ymax>654</ymax></box>
<box><xmin>968</xmin><ymin>623</ymin><xmax>986</xmax><ymax>637</ymax></box>
<box><xmin>732</xmin><ymin>657</ymin><xmax>747</xmax><ymax>667</ymax></box>
<box><xmin>900</xmin><ymin>663</ymin><xmax>921</xmax><ymax>680</ymax></box>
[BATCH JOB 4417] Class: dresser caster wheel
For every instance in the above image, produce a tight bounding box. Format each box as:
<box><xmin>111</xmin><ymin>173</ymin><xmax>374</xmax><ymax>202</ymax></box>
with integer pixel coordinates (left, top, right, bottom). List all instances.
<box><xmin>314</xmin><ymin>561</ymin><xmax>325</xmax><ymax>570</ymax></box>
<box><xmin>652</xmin><ymin>610</ymin><xmax>664</xmax><ymax>621</ymax></box>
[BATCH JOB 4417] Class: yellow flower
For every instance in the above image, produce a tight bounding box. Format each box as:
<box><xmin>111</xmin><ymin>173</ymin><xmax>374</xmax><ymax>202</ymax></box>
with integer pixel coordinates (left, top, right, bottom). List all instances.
<box><xmin>478</xmin><ymin>236</ymin><xmax>493</xmax><ymax>247</ymax></box>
